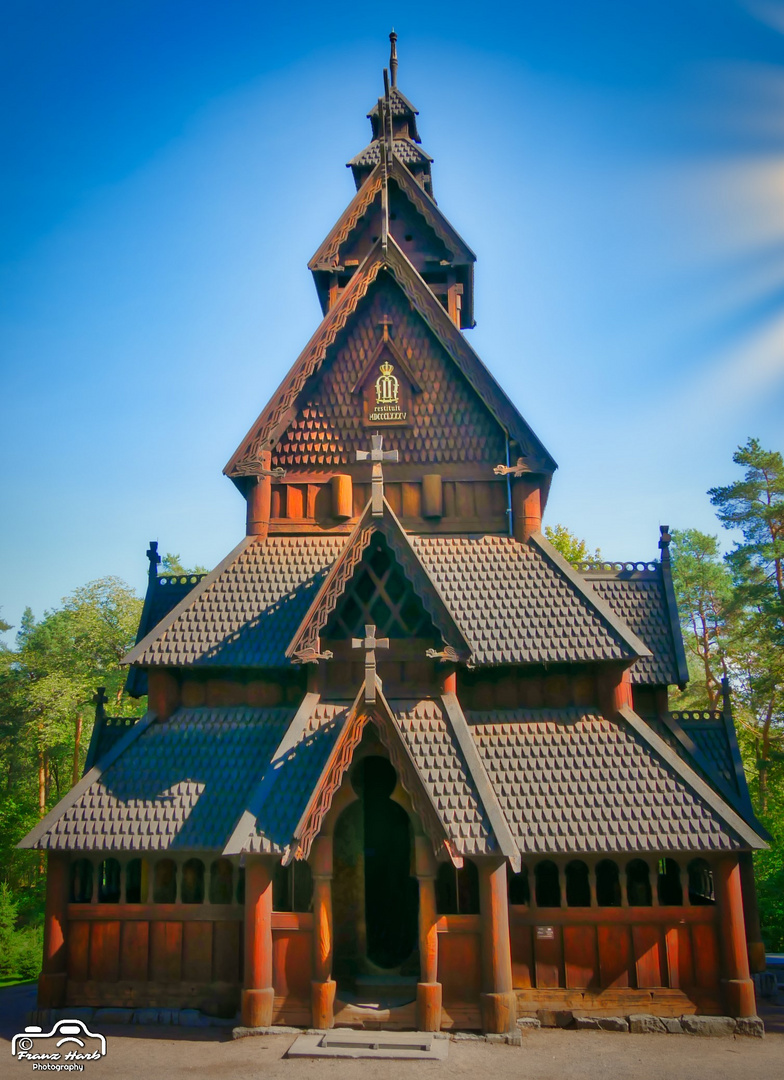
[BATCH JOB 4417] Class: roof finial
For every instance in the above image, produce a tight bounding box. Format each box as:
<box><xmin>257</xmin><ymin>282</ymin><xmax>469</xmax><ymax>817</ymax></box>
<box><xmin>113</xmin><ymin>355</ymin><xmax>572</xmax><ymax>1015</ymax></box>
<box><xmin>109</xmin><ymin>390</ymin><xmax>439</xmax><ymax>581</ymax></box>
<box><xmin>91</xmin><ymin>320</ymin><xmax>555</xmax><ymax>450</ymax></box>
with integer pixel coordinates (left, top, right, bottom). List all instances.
<box><xmin>389</xmin><ymin>29</ymin><xmax>398</xmax><ymax>88</ymax></box>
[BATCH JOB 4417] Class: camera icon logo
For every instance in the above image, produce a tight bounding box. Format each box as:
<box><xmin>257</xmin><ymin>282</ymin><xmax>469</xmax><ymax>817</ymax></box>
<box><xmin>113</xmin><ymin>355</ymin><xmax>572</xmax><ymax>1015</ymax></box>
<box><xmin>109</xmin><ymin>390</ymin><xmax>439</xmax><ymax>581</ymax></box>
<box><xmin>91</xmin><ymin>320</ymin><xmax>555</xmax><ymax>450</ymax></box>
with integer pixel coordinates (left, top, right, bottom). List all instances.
<box><xmin>11</xmin><ymin>1019</ymin><xmax>107</xmax><ymax>1060</ymax></box>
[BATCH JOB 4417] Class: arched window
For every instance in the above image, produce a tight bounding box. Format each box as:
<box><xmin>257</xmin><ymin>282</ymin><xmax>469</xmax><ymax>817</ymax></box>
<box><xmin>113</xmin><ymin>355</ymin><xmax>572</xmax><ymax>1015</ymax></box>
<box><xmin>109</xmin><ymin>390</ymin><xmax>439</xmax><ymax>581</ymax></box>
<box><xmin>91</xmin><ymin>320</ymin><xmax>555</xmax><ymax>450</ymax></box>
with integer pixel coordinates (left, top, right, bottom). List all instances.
<box><xmin>657</xmin><ymin>858</ymin><xmax>683</xmax><ymax>905</ymax></box>
<box><xmin>70</xmin><ymin>859</ymin><xmax>93</xmax><ymax>903</ymax></box>
<box><xmin>626</xmin><ymin>859</ymin><xmax>652</xmax><ymax>906</ymax></box>
<box><xmin>274</xmin><ymin>860</ymin><xmax>314</xmax><ymax>912</ymax></box>
<box><xmin>508</xmin><ymin>864</ymin><xmax>530</xmax><ymax>905</ymax></box>
<box><xmin>565</xmin><ymin>860</ymin><xmax>591</xmax><ymax>907</ymax></box>
<box><xmin>181</xmin><ymin>859</ymin><xmax>204</xmax><ymax>904</ymax></box>
<box><xmin>98</xmin><ymin>858</ymin><xmax>121</xmax><ymax>903</ymax></box>
<box><xmin>125</xmin><ymin>858</ymin><xmax>145</xmax><ymax>904</ymax></box>
<box><xmin>153</xmin><ymin>859</ymin><xmax>177</xmax><ymax>903</ymax></box>
<box><xmin>435</xmin><ymin>860</ymin><xmax>480</xmax><ymax>915</ymax></box>
<box><xmin>688</xmin><ymin>859</ymin><xmax>715</xmax><ymax>905</ymax></box>
<box><xmin>596</xmin><ymin>860</ymin><xmax>621</xmax><ymax>906</ymax></box>
<box><xmin>535</xmin><ymin>861</ymin><xmax>561</xmax><ymax>907</ymax></box>
<box><xmin>209</xmin><ymin>859</ymin><xmax>234</xmax><ymax>904</ymax></box>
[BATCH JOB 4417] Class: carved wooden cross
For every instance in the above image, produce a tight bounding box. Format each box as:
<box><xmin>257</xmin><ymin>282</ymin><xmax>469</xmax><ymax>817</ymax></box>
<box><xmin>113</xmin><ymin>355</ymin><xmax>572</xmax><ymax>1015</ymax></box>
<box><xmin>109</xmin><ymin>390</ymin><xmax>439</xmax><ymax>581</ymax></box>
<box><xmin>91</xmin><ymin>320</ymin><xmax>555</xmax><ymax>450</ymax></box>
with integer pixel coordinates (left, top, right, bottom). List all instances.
<box><xmin>352</xmin><ymin>624</ymin><xmax>389</xmax><ymax>703</ymax></box>
<box><xmin>356</xmin><ymin>433</ymin><xmax>399</xmax><ymax>516</ymax></box>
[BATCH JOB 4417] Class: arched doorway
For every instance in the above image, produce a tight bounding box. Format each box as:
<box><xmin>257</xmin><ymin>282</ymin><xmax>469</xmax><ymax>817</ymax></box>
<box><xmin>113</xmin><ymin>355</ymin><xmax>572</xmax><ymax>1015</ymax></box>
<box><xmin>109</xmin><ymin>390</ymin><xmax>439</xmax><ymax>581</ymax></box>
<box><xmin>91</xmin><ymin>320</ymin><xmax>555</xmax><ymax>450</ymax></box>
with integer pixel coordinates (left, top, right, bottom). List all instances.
<box><xmin>332</xmin><ymin>754</ymin><xmax>419</xmax><ymax>989</ymax></box>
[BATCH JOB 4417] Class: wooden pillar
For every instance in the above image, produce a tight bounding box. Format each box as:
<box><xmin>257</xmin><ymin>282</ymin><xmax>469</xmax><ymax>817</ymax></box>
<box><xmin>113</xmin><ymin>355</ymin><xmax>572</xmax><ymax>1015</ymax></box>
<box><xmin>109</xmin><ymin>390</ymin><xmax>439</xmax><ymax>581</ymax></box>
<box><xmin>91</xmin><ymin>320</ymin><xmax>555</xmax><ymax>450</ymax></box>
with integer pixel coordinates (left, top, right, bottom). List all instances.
<box><xmin>598</xmin><ymin>667</ymin><xmax>633</xmax><ymax>719</ymax></box>
<box><xmin>478</xmin><ymin>858</ymin><xmax>516</xmax><ymax>1034</ymax></box>
<box><xmin>38</xmin><ymin>851</ymin><xmax>69</xmax><ymax>1008</ymax></box>
<box><xmin>511</xmin><ymin>480</ymin><xmax>541</xmax><ymax>544</ymax></box>
<box><xmin>242</xmin><ymin>855</ymin><xmax>275</xmax><ymax>1028</ymax></box>
<box><xmin>246</xmin><ymin>452</ymin><xmax>273</xmax><ymax>538</ymax></box>
<box><xmin>310</xmin><ymin>837</ymin><xmax>336</xmax><ymax>1029</ymax></box>
<box><xmin>739</xmin><ymin>852</ymin><xmax>766</xmax><ymax>974</ymax></box>
<box><xmin>715</xmin><ymin>856</ymin><xmax>756</xmax><ymax>1017</ymax></box>
<box><xmin>442</xmin><ymin>668</ymin><xmax>456</xmax><ymax>695</ymax></box>
<box><xmin>147</xmin><ymin>670</ymin><xmax>180</xmax><ymax>721</ymax></box>
<box><xmin>331</xmin><ymin>474</ymin><xmax>353</xmax><ymax>521</ymax></box>
<box><xmin>415</xmin><ymin>838</ymin><xmax>442</xmax><ymax>1031</ymax></box>
<box><xmin>422</xmin><ymin>474</ymin><xmax>443</xmax><ymax>519</ymax></box>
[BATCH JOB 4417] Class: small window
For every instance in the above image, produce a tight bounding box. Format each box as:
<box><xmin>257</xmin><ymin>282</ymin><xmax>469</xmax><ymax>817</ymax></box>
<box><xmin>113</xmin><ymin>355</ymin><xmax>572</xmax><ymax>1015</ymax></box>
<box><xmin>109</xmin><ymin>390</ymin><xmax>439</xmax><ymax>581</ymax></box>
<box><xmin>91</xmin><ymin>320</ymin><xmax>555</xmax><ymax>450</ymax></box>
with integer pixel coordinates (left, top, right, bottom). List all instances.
<box><xmin>508</xmin><ymin>864</ymin><xmax>530</xmax><ymax>905</ymax></box>
<box><xmin>535</xmin><ymin>861</ymin><xmax>561</xmax><ymax>908</ymax></box>
<box><xmin>657</xmin><ymin>858</ymin><xmax>683</xmax><ymax>906</ymax></box>
<box><xmin>236</xmin><ymin>866</ymin><xmax>246</xmax><ymax>905</ymax></box>
<box><xmin>98</xmin><ymin>858</ymin><xmax>121</xmax><ymax>903</ymax></box>
<box><xmin>626</xmin><ymin>860</ymin><xmax>652</xmax><ymax>906</ymax></box>
<box><xmin>274</xmin><ymin>860</ymin><xmax>314</xmax><ymax>912</ymax></box>
<box><xmin>181</xmin><ymin>859</ymin><xmax>204</xmax><ymax>904</ymax></box>
<box><xmin>153</xmin><ymin>859</ymin><xmax>177</xmax><ymax>903</ymax></box>
<box><xmin>125</xmin><ymin>858</ymin><xmax>145</xmax><ymax>904</ymax></box>
<box><xmin>565</xmin><ymin>860</ymin><xmax>591</xmax><ymax>907</ymax></box>
<box><xmin>70</xmin><ymin>859</ymin><xmax>93</xmax><ymax>903</ymax></box>
<box><xmin>596</xmin><ymin>860</ymin><xmax>621</xmax><ymax>907</ymax></box>
<box><xmin>209</xmin><ymin>859</ymin><xmax>234</xmax><ymax>904</ymax></box>
<box><xmin>435</xmin><ymin>860</ymin><xmax>480</xmax><ymax>915</ymax></box>
<box><xmin>688</xmin><ymin>859</ymin><xmax>715</xmax><ymax>906</ymax></box>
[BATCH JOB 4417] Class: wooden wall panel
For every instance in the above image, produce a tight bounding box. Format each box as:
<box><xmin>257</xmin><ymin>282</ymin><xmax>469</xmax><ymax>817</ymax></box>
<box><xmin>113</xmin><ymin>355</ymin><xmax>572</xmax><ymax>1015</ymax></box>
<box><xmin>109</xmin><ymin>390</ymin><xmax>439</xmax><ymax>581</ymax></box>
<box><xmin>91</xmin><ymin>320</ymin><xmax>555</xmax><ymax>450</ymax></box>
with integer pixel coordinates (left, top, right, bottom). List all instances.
<box><xmin>455</xmin><ymin>483</ymin><xmax>475</xmax><ymax>519</ymax></box>
<box><xmin>67</xmin><ymin>921</ymin><xmax>90</xmax><ymax>982</ymax></box>
<box><xmin>120</xmin><ymin>921</ymin><xmax>149</xmax><ymax>982</ymax></box>
<box><xmin>533</xmin><ymin>926</ymin><xmax>563</xmax><ymax>988</ymax></box>
<box><xmin>438</xmin><ymin>932</ymin><xmax>482</xmax><ymax>1004</ymax></box>
<box><xmin>182</xmin><ymin>922</ymin><xmax>213</xmax><ymax>983</ymax></box>
<box><xmin>597</xmin><ymin>924</ymin><xmax>632</xmax><ymax>988</ymax></box>
<box><xmin>633</xmin><ymin>925</ymin><xmax>665</xmax><ymax>988</ymax></box>
<box><xmin>89</xmin><ymin>921</ymin><xmax>120</xmax><ymax>983</ymax></box>
<box><xmin>272</xmin><ymin>930</ymin><xmax>312</xmax><ymax>999</ymax></box>
<box><xmin>150</xmin><ymin>921</ymin><xmax>183</xmax><ymax>982</ymax></box>
<box><xmin>213</xmin><ymin>921</ymin><xmax>242</xmax><ymax>983</ymax></box>
<box><xmin>401</xmin><ymin>482</ymin><xmax>420</xmax><ymax>518</ymax></box>
<box><xmin>665</xmin><ymin>925</ymin><xmax>693</xmax><ymax>989</ymax></box>
<box><xmin>563</xmin><ymin>925</ymin><xmax>598</xmax><ymax>989</ymax></box>
<box><xmin>690</xmin><ymin>924</ymin><xmax>720</xmax><ymax>990</ymax></box>
<box><xmin>509</xmin><ymin>918</ymin><xmax>533</xmax><ymax>989</ymax></box>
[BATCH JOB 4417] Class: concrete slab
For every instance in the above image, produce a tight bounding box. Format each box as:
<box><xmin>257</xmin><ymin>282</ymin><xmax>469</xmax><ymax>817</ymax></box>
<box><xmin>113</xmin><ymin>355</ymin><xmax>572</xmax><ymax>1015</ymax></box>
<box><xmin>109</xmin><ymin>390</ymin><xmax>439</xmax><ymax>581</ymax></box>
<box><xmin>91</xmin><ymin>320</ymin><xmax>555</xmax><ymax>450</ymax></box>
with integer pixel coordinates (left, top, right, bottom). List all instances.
<box><xmin>286</xmin><ymin>1028</ymin><xmax>449</xmax><ymax>1060</ymax></box>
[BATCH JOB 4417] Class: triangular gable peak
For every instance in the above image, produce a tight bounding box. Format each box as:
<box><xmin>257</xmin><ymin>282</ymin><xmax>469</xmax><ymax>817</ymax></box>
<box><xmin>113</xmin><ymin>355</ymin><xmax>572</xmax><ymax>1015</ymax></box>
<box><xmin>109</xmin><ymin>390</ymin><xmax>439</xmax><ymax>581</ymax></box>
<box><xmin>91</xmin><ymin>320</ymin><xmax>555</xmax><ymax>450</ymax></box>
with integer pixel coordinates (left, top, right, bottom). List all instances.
<box><xmin>289</xmin><ymin>685</ymin><xmax>460</xmax><ymax>866</ymax></box>
<box><xmin>225</xmin><ymin>236</ymin><xmax>555</xmax><ymax>482</ymax></box>
<box><xmin>287</xmin><ymin>498</ymin><xmax>470</xmax><ymax>664</ymax></box>
<box><xmin>309</xmin><ymin>158</ymin><xmax>475</xmax><ymax>327</ymax></box>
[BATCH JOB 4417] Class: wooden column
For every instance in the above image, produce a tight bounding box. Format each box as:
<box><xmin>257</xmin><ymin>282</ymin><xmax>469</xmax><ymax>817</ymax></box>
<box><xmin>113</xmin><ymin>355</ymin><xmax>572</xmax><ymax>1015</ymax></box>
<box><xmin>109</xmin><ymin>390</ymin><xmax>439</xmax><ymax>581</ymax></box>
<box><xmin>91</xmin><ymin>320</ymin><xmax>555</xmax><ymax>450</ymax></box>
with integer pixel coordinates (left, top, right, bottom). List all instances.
<box><xmin>739</xmin><ymin>851</ymin><xmax>766</xmax><ymax>974</ymax></box>
<box><xmin>715</xmin><ymin>856</ymin><xmax>756</xmax><ymax>1017</ymax></box>
<box><xmin>331</xmin><ymin>475</ymin><xmax>353</xmax><ymax>521</ymax></box>
<box><xmin>478</xmin><ymin>858</ymin><xmax>516</xmax><ymax>1034</ymax></box>
<box><xmin>38</xmin><ymin>851</ymin><xmax>69</xmax><ymax>1008</ymax></box>
<box><xmin>415</xmin><ymin>838</ymin><xmax>442</xmax><ymax>1031</ymax></box>
<box><xmin>241</xmin><ymin>855</ymin><xmax>276</xmax><ymax>1028</ymax></box>
<box><xmin>511</xmin><ymin>480</ymin><xmax>541</xmax><ymax>544</ymax></box>
<box><xmin>147</xmin><ymin>671</ymin><xmax>180</xmax><ymax>721</ymax></box>
<box><xmin>310</xmin><ymin>837</ymin><xmax>336</xmax><ymax>1029</ymax></box>
<box><xmin>598</xmin><ymin>667</ymin><xmax>633</xmax><ymax>719</ymax></box>
<box><xmin>246</xmin><ymin>452</ymin><xmax>273</xmax><ymax>538</ymax></box>
<box><xmin>422</xmin><ymin>474</ymin><xmax>443</xmax><ymax>519</ymax></box>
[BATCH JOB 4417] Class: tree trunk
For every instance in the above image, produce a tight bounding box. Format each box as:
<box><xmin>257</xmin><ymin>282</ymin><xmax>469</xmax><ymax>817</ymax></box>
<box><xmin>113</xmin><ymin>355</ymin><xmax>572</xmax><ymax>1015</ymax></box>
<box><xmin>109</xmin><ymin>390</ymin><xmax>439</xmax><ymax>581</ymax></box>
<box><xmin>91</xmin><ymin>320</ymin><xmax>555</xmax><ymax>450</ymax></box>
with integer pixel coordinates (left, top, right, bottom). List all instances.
<box><xmin>72</xmin><ymin>713</ymin><xmax>82</xmax><ymax>787</ymax></box>
<box><xmin>759</xmin><ymin>700</ymin><xmax>774</xmax><ymax>816</ymax></box>
<box><xmin>38</xmin><ymin>746</ymin><xmax>46</xmax><ymax>875</ymax></box>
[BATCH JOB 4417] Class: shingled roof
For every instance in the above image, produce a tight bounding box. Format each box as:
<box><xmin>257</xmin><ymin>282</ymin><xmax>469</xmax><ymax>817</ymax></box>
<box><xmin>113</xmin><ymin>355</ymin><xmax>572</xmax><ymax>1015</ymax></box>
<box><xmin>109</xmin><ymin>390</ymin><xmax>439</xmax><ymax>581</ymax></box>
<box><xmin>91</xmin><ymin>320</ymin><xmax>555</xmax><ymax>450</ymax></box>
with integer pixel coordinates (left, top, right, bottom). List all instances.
<box><xmin>581</xmin><ymin>561</ymin><xmax>688</xmax><ymax>686</ymax></box>
<box><xmin>224</xmin><ymin>236</ymin><xmax>556</xmax><ymax>480</ymax></box>
<box><xmin>20</xmin><ymin>707</ymin><xmax>297</xmax><ymax>852</ymax></box>
<box><xmin>412</xmin><ymin>532</ymin><xmax>650</xmax><ymax>666</ymax></box>
<box><xmin>468</xmin><ymin>704</ymin><xmax>765</xmax><ymax>854</ymax></box>
<box><xmin>124</xmin><ymin>535</ymin><xmax>346</xmax><ymax>670</ymax></box>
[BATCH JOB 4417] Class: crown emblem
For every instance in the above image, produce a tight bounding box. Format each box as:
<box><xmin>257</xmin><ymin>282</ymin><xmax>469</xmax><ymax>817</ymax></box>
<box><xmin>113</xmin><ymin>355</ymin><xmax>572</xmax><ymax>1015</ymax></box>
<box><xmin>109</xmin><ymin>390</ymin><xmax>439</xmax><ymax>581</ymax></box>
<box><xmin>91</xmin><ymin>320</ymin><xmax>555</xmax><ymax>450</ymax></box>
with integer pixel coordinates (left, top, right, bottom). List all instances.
<box><xmin>379</xmin><ymin>360</ymin><xmax>394</xmax><ymax>378</ymax></box>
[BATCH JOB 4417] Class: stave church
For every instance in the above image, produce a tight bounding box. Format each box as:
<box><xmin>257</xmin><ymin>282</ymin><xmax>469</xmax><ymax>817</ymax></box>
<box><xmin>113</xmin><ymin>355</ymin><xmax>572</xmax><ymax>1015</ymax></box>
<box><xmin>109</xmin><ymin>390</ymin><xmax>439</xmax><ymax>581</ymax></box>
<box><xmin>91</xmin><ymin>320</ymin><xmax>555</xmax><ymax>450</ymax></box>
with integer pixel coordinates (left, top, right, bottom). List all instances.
<box><xmin>22</xmin><ymin>34</ymin><xmax>768</xmax><ymax>1034</ymax></box>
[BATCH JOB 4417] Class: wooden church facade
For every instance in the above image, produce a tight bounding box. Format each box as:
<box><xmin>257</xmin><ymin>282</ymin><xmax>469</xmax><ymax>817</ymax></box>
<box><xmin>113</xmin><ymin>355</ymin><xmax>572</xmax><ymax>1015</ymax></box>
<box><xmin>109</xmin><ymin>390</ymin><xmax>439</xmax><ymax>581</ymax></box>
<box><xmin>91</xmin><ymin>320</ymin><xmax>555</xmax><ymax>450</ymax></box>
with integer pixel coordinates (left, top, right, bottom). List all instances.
<box><xmin>23</xmin><ymin>36</ymin><xmax>767</xmax><ymax>1033</ymax></box>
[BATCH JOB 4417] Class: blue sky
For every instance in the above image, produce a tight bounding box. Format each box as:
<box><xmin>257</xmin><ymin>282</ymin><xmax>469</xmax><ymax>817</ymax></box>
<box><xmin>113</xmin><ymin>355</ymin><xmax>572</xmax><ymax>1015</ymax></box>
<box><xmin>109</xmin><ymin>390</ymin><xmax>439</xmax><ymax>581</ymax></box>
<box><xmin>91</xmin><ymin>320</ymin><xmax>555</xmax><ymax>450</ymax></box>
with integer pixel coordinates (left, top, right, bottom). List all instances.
<box><xmin>2</xmin><ymin>0</ymin><xmax>784</xmax><ymax>638</ymax></box>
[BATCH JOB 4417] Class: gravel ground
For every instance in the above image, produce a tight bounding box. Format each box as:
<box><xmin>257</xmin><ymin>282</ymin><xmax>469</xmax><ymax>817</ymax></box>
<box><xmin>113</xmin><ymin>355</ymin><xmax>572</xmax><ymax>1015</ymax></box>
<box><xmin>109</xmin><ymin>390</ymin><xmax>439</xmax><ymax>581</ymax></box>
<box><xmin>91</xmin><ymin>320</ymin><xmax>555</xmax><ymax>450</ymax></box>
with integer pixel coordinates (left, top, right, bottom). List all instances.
<box><xmin>2</xmin><ymin>985</ymin><xmax>783</xmax><ymax>1080</ymax></box>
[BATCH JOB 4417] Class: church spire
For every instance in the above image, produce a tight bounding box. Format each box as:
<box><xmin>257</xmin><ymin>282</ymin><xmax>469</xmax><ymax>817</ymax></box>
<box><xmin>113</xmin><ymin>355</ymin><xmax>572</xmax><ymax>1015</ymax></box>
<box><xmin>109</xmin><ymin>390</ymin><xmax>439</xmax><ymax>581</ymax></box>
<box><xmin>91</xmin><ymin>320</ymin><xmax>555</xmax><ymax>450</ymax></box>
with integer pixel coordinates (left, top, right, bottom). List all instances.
<box><xmin>389</xmin><ymin>30</ymin><xmax>398</xmax><ymax>88</ymax></box>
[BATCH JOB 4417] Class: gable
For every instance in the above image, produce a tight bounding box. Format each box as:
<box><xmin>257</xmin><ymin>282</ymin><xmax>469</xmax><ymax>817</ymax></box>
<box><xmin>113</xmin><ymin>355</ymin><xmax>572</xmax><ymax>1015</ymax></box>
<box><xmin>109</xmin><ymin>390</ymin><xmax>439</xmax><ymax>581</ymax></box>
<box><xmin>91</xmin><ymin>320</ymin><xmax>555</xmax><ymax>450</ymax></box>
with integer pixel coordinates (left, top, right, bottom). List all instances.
<box><xmin>271</xmin><ymin>271</ymin><xmax>507</xmax><ymax>469</ymax></box>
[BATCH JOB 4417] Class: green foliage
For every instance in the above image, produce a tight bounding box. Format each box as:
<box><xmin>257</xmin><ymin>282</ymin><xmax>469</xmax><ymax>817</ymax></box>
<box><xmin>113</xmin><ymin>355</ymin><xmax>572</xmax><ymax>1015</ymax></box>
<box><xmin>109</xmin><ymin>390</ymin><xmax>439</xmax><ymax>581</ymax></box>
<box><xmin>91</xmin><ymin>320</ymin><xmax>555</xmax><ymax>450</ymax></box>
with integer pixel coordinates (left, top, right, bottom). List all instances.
<box><xmin>0</xmin><ymin>882</ymin><xmax>18</xmax><ymax>977</ymax></box>
<box><xmin>544</xmin><ymin>524</ymin><xmax>601</xmax><ymax>567</ymax></box>
<box><xmin>161</xmin><ymin>552</ymin><xmax>208</xmax><ymax>576</ymax></box>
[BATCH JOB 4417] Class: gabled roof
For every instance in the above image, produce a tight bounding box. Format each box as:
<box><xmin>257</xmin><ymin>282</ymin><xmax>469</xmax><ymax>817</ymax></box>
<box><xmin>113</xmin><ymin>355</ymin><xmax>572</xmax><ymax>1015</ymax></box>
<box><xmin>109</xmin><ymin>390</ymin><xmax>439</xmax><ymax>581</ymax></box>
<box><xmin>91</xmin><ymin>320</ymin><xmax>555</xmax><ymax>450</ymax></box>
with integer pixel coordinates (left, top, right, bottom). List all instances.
<box><xmin>309</xmin><ymin>159</ymin><xmax>474</xmax><ymax>274</ymax></box>
<box><xmin>412</xmin><ymin>531</ymin><xmax>650</xmax><ymax>667</ymax></box>
<box><xmin>368</xmin><ymin>86</ymin><xmax>421</xmax><ymax>141</ymax></box>
<box><xmin>225</xmin><ymin>235</ymin><xmax>556</xmax><ymax>479</ymax></box>
<box><xmin>286</xmin><ymin>498</ymin><xmax>471</xmax><ymax>662</ymax></box>
<box><xmin>348</xmin><ymin>137</ymin><xmax>432</xmax><ymax>170</ymax></box>
<box><xmin>469</xmin><ymin>704</ymin><xmax>766</xmax><ymax>854</ymax></box>
<box><xmin>582</xmin><ymin>560</ymin><xmax>689</xmax><ymax>686</ymax></box>
<box><xmin>123</xmin><ymin>535</ymin><xmax>346</xmax><ymax>670</ymax></box>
